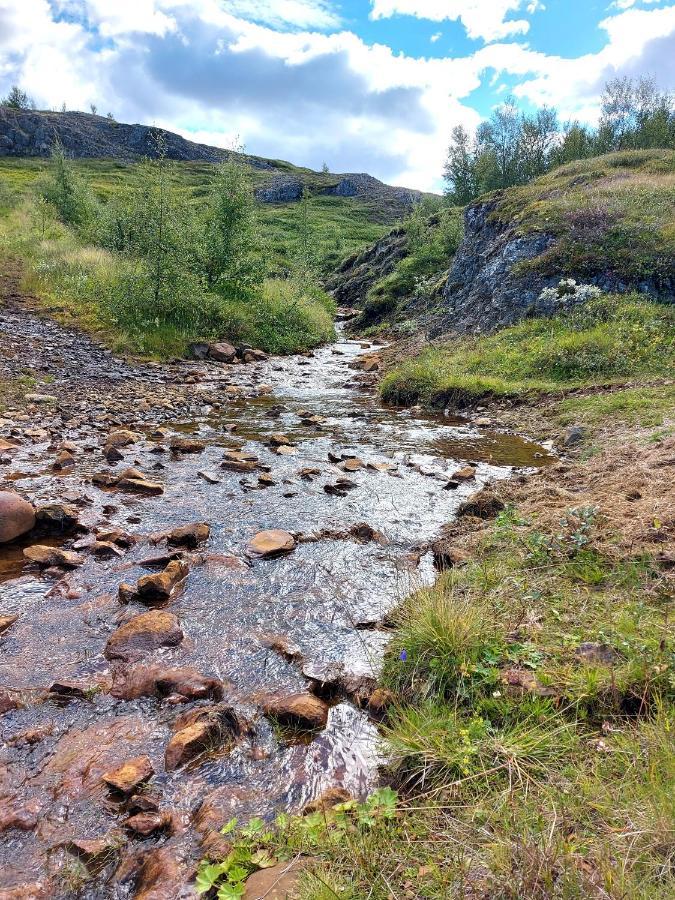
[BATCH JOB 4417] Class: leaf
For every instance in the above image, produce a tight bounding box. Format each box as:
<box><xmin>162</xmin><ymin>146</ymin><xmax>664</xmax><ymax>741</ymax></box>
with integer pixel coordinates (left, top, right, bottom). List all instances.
<box><xmin>220</xmin><ymin>817</ymin><xmax>238</xmax><ymax>835</ymax></box>
<box><xmin>195</xmin><ymin>863</ymin><xmax>227</xmax><ymax>895</ymax></box>
<box><xmin>226</xmin><ymin>865</ymin><xmax>249</xmax><ymax>884</ymax></box>
<box><xmin>241</xmin><ymin>816</ymin><xmax>265</xmax><ymax>837</ymax></box>
<box><xmin>250</xmin><ymin>850</ymin><xmax>277</xmax><ymax>869</ymax></box>
<box><xmin>217</xmin><ymin>883</ymin><xmax>245</xmax><ymax>900</ymax></box>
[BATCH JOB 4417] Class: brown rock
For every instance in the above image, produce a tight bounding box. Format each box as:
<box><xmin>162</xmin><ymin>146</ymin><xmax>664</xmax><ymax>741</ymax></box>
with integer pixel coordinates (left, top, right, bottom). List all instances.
<box><xmin>0</xmin><ymin>614</ymin><xmax>18</xmax><ymax>635</ymax></box>
<box><xmin>208</xmin><ymin>341</ymin><xmax>237</xmax><ymax>363</ymax></box>
<box><xmin>105</xmin><ymin>611</ymin><xmax>183</xmax><ymax>660</ymax></box>
<box><xmin>0</xmin><ymin>796</ymin><xmax>42</xmax><ymax>833</ymax></box>
<box><xmin>458</xmin><ymin>492</ymin><xmax>505</xmax><ymax>520</ymax></box>
<box><xmin>63</xmin><ymin>834</ymin><xmax>124</xmax><ymax>865</ymax></box>
<box><xmin>132</xmin><ymin>560</ymin><xmax>189</xmax><ymax>604</ymax></box>
<box><xmin>0</xmin><ymin>492</ymin><xmax>35</xmax><ymax>544</ymax></box>
<box><xmin>246</xmin><ymin>530</ymin><xmax>296</xmax><ymax>558</ymax></box>
<box><xmin>263</xmin><ymin>693</ymin><xmax>329</xmax><ymax>730</ymax></box>
<box><xmin>102</xmin><ymin>755</ymin><xmax>154</xmax><ymax>795</ymax></box>
<box><xmin>111</xmin><ymin>664</ymin><xmax>223</xmax><ymax>702</ymax></box>
<box><xmin>0</xmin><ymin>688</ymin><xmax>22</xmax><ymax>715</ymax></box>
<box><xmin>431</xmin><ymin>543</ymin><xmax>470</xmax><ymax>571</ymax></box>
<box><xmin>105</xmin><ymin>430</ymin><xmax>140</xmax><ymax>450</ymax></box>
<box><xmin>269</xmin><ymin>432</ymin><xmax>292</xmax><ymax>447</ymax></box>
<box><xmin>164</xmin><ymin>720</ymin><xmax>220</xmax><ymax>771</ymax></box>
<box><xmin>0</xmin><ymin>438</ymin><xmax>18</xmax><ymax>451</ymax></box>
<box><xmin>340</xmin><ymin>458</ymin><xmax>364</xmax><ymax>472</ymax></box>
<box><xmin>23</xmin><ymin>545</ymin><xmax>84</xmax><ymax>568</ymax></box>
<box><xmin>244</xmin><ymin>859</ymin><xmax>309</xmax><ymax>899</ymax></box>
<box><xmin>367</xmin><ymin>688</ymin><xmax>395</xmax><ymax>713</ymax></box>
<box><xmin>117</xmin><ymin>478</ymin><xmax>164</xmax><ymax>496</ymax></box>
<box><xmin>91</xmin><ymin>540</ymin><xmax>124</xmax><ymax>558</ymax></box>
<box><xmin>125</xmin><ymin>812</ymin><xmax>172</xmax><ymax>837</ymax></box>
<box><xmin>129</xmin><ymin>848</ymin><xmax>182</xmax><ymax>900</ymax></box>
<box><xmin>302</xmin><ymin>787</ymin><xmax>352</xmax><ymax>815</ymax></box>
<box><xmin>52</xmin><ymin>450</ymin><xmax>75</xmax><ymax>472</ymax></box>
<box><xmin>166</xmin><ymin>522</ymin><xmax>210</xmax><ymax>548</ymax></box>
<box><xmin>452</xmin><ymin>465</ymin><xmax>477</xmax><ymax>481</ymax></box>
<box><xmin>169</xmin><ymin>438</ymin><xmax>205</xmax><ymax>454</ymax></box>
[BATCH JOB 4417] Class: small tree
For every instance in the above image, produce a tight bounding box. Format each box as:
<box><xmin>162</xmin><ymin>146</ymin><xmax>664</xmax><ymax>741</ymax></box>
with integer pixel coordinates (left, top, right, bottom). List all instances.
<box><xmin>321</xmin><ymin>162</ymin><xmax>330</xmax><ymax>174</ymax></box>
<box><xmin>39</xmin><ymin>141</ymin><xmax>96</xmax><ymax>229</ymax></box>
<box><xmin>90</xmin><ymin>104</ymin><xmax>98</xmax><ymax>116</ymax></box>
<box><xmin>443</xmin><ymin>124</ymin><xmax>478</xmax><ymax>204</ymax></box>
<box><xmin>200</xmin><ymin>156</ymin><xmax>266</xmax><ymax>302</ymax></box>
<box><xmin>2</xmin><ymin>85</ymin><xmax>34</xmax><ymax>109</ymax></box>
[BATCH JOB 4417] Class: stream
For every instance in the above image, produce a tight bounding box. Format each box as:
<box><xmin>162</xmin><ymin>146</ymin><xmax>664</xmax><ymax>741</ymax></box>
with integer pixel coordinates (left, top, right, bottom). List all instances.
<box><xmin>0</xmin><ymin>317</ymin><xmax>553</xmax><ymax>896</ymax></box>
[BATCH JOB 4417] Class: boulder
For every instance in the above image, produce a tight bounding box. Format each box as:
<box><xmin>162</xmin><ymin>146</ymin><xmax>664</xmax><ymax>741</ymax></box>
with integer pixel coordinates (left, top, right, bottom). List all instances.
<box><xmin>104</xmin><ymin>430</ymin><xmax>140</xmax><ymax>450</ymax></box>
<box><xmin>23</xmin><ymin>545</ymin><xmax>84</xmax><ymax>568</ymax></box>
<box><xmin>246</xmin><ymin>530</ymin><xmax>296</xmax><ymax>558</ymax></box>
<box><xmin>262</xmin><ymin>693</ymin><xmax>329</xmax><ymax>730</ymax></box>
<box><xmin>111</xmin><ymin>664</ymin><xmax>224</xmax><ymax>702</ymax></box>
<box><xmin>0</xmin><ymin>492</ymin><xmax>35</xmax><ymax>543</ymax></box>
<box><xmin>164</xmin><ymin>705</ymin><xmax>244</xmax><ymax>770</ymax></box>
<box><xmin>35</xmin><ymin>503</ymin><xmax>81</xmax><ymax>532</ymax></box>
<box><xmin>243</xmin><ymin>859</ymin><xmax>309</xmax><ymax>899</ymax></box>
<box><xmin>125</xmin><ymin>811</ymin><xmax>172</xmax><ymax>837</ymax></box>
<box><xmin>169</xmin><ymin>437</ymin><xmax>205</xmax><ymax>454</ymax></box>
<box><xmin>117</xmin><ymin>478</ymin><xmax>164</xmax><ymax>496</ymax></box>
<box><xmin>125</xmin><ymin>559</ymin><xmax>189</xmax><ymax>605</ymax></box>
<box><xmin>102</xmin><ymin>755</ymin><xmax>154</xmax><ymax>795</ymax></box>
<box><xmin>208</xmin><ymin>342</ymin><xmax>237</xmax><ymax>363</ymax></box>
<box><xmin>105</xmin><ymin>611</ymin><xmax>183</xmax><ymax>660</ymax></box>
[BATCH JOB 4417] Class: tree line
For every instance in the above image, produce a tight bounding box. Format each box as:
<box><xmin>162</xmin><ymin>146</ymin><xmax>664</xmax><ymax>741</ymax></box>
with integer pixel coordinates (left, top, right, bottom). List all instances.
<box><xmin>444</xmin><ymin>76</ymin><xmax>675</xmax><ymax>204</ymax></box>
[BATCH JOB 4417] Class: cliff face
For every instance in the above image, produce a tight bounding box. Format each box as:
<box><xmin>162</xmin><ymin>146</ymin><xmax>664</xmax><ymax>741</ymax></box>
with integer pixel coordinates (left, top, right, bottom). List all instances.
<box><xmin>325</xmin><ymin>228</ymin><xmax>408</xmax><ymax>307</ymax></box>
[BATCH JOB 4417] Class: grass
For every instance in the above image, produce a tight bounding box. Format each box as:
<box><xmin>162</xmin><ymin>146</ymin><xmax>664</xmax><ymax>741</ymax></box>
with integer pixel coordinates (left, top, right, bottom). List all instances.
<box><xmin>553</xmin><ymin>385</ymin><xmax>675</xmax><ymax>430</ymax></box>
<box><xmin>380</xmin><ymin>293</ymin><xmax>675</xmax><ymax>408</ymax></box>
<box><xmin>491</xmin><ymin>150</ymin><xmax>675</xmax><ymax>287</ymax></box>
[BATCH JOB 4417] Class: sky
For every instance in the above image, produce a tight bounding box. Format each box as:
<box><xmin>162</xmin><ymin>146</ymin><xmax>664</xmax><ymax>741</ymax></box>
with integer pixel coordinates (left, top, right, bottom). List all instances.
<box><xmin>0</xmin><ymin>1</ymin><xmax>674</xmax><ymax>190</ymax></box>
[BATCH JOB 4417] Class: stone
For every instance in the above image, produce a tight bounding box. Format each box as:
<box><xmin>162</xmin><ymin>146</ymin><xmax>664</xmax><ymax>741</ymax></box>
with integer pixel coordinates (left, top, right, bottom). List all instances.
<box><xmin>262</xmin><ymin>693</ymin><xmax>329</xmax><ymax>730</ymax></box>
<box><xmin>125</xmin><ymin>848</ymin><xmax>182</xmax><ymax>900</ymax></box>
<box><xmin>574</xmin><ymin>642</ymin><xmax>617</xmax><ymax>665</ymax></box>
<box><xmin>431</xmin><ymin>543</ymin><xmax>470</xmax><ymax>571</ymax></box>
<box><xmin>23</xmin><ymin>545</ymin><xmax>84</xmax><ymax>568</ymax></box>
<box><xmin>25</xmin><ymin>393</ymin><xmax>57</xmax><ymax>403</ymax></box>
<box><xmin>269</xmin><ymin>433</ymin><xmax>292</xmax><ymax>447</ymax></box>
<box><xmin>128</xmin><ymin>560</ymin><xmax>189</xmax><ymax>604</ymax></box>
<box><xmin>258</xmin><ymin>473</ymin><xmax>276</xmax><ymax>487</ymax></box>
<box><xmin>105</xmin><ymin>611</ymin><xmax>183</xmax><ymax>660</ymax></box>
<box><xmin>102</xmin><ymin>755</ymin><xmax>154</xmax><ymax>794</ymax></box>
<box><xmin>340</xmin><ymin>458</ymin><xmax>364</xmax><ymax>472</ymax></box>
<box><xmin>275</xmin><ymin>445</ymin><xmax>296</xmax><ymax>456</ymax></box>
<box><xmin>166</xmin><ymin>522</ymin><xmax>210</xmax><ymax>548</ymax></box>
<box><xmin>246</xmin><ymin>530</ymin><xmax>296</xmax><ymax>558</ymax></box>
<box><xmin>367</xmin><ymin>688</ymin><xmax>395</xmax><ymax>713</ymax></box>
<box><xmin>452</xmin><ymin>465</ymin><xmax>477</xmax><ymax>481</ymax></box>
<box><xmin>564</xmin><ymin>425</ymin><xmax>586</xmax><ymax>447</ymax></box>
<box><xmin>52</xmin><ymin>450</ymin><xmax>75</xmax><ymax>472</ymax></box>
<box><xmin>165</xmin><ymin>705</ymin><xmax>244</xmax><ymax>770</ymax></box>
<box><xmin>198</xmin><ymin>470</ymin><xmax>220</xmax><ymax>484</ymax></box>
<box><xmin>35</xmin><ymin>503</ymin><xmax>80</xmax><ymax>532</ymax></box>
<box><xmin>117</xmin><ymin>478</ymin><xmax>164</xmax><ymax>495</ymax></box>
<box><xmin>105</xmin><ymin>430</ymin><xmax>140</xmax><ymax>450</ymax></box>
<box><xmin>0</xmin><ymin>796</ymin><xmax>43</xmax><ymax>832</ymax></box>
<box><xmin>188</xmin><ymin>342</ymin><xmax>210</xmax><ymax>360</ymax></box>
<box><xmin>63</xmin><ymin>835</ymin><xmax>122</xmax><ymax>865</ymax></box>
<box><xmin>208</xmin><ymin>342</ymin><xmax>237</xmax><ymax>363</ymax></box>
<box><xmin>111</xmin><ymin>664</ymin><xmax>224</xmax><ymax>702</ymax></box>
<box><xmin>243</xmin><ymin>859</ymin><xmax>309</xmax><ymax>899</ymax></box>
<box><xmin>125</xmin><ymin>811</ymin><xmax>172</xmax><ymax>836</ymax></box>
<box><xmin>458</xmin><ymin>493</ymin><xmax>505</xmax><ymax>520</ymax></box>
<box><xmin>0</xmin><ymin>614</ymin><xmax>18</xmax><ymax>635</ymax></box>
<box><xmin>91</xmin><ymin>540</ymin><xmax>124</xmax><ymax>558</ymax></box>
<box><xmin>302</xmin><ymin>787</ymin><xmax>352</xmax><ymax>815</ymax></box>
<box><xmin>0</xmin><ymin>438</ymin><xmax>18</xmax><ymax>451</ymax></box>
<box><xmin>0</xmin><ymin>491</ymin><xmax>35</xmax><ymax>543</ymax></box>
<box><xmin>169</xmin><ymin>437</ymin><xmax>205</xmax><ymax>454</ymax></box>
<box><xmin>105</xmin><ymin>446</ymin><xmax>125</xmax><ymax>463</ymax></box>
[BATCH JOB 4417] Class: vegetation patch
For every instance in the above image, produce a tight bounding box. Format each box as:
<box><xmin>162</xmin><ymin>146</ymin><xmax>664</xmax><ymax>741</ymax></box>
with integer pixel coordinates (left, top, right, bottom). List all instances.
<box><xmin>380</xmin><ymin>293</ymin><xmax>675</xmax><ymax>408</ymax></box>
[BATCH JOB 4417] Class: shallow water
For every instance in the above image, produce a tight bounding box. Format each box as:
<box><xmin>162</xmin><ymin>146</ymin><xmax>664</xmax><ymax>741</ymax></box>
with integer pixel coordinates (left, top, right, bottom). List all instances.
<box><xmin>0</xmin><ymin>332</ymin><xmax>553</xmax><ymax>893</ymax></box>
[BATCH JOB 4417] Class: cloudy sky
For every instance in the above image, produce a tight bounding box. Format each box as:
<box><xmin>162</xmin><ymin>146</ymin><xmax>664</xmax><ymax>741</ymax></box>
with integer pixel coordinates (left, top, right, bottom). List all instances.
<box><xmin>1</xmin><ymin>1</ymin><xmax>674</xmax><ymax>190</ymax></box>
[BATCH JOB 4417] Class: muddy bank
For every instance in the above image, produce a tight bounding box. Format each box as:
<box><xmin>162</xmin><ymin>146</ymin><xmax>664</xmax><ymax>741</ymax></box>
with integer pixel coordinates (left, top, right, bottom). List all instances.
<box><xmin>0</xmin><ymin>292</ymin><xmax>553</xmax><ymax>896</ymax></box>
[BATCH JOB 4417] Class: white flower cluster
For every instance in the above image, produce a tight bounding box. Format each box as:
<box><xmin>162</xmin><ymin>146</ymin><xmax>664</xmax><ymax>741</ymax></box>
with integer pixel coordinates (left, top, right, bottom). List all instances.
<box><xmin>539</xmin><ymin>278</ymin><xmax>602</xmax><ymax>305</ymax></box>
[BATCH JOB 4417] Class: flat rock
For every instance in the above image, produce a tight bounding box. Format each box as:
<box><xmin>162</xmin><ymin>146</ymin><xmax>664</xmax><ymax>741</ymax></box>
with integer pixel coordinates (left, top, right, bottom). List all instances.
<box><xmin>102</xmin><ymin>755</ymin><xmax>154</xmax><ymax>794</ymax></box>
<box><xmin>117</xmin><ymin>478</ymin><xmax>164</xmax><ymax>495</ymax></box>
<box><xmin>0</xmin><ymin>491</ymin><xmax>35</xmax><ymax>543</ymax></box>
<box><xmin>105</xmin><ymin>611</ymin><xmax>183</xmax><ymax>660</ymax></box>
<box><xmin>111</xmin><ymin>664</ymin><xmax>223</xmax><ymax>702</ymax></box>
<box><xmin>169</xmin><ymin>437</ymin><xmax>205</xmax><ymax>454</ymax></box>
<box><xmin>244</xmin><ymin>859</ymin><xmax>309</xmax><ymax>899</ymax></box>
<box><xmin>166</xmin><ymin>522</ymin><xmax>210</xmax><ymax>548</ymax></box>
<box><xmin>23</xmin><ymin>545</ymin><xmax>84</xmax><ymax>568</ymax></box>
<box><xmin>246</xmin><ymin>530</ymin><xmax>296</xmax><ymax>558</ymax></box>
<box><xmin>35</xmin><ymin>503</ymin><xmax>81</xmax><ymax>532</ymax></box>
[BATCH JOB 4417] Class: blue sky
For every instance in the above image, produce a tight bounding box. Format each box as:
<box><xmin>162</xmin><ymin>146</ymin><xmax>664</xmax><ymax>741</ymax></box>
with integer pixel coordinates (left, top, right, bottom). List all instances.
<box><xmin>1</xmin><ymin>1</ymin><xmax>674</xmax><ymax>189</ymax></box>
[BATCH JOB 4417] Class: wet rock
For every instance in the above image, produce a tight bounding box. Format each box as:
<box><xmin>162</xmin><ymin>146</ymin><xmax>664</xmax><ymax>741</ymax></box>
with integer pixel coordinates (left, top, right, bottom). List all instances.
<box><xmin>102</xmin><ymin>755</ymin><xmax>154</xmax><ymax>795</ymax></box>
<box><xmin>35</xmin><ymin>503</ymin><xmax>81</xmax><ymax>532</ymax></box>
<box><xmin>105</xmin><ymin>429</ymin><xmax>140</xmax><ymax>450</ymax></box>
<box><xmin>0</xmin><ymin>882</ymin><xmax>47</xmax><ymax>899</ymax></box>
<box><xmin>125</xmin><ymin>811</ymin><xmax>172</xmax><ymax>837</ymax></box>
<box><xmin>23</xmin><ymin>545</ymin><xmax>84</xmax><ymax>568</ymax></box>
<box><xmin>274</xmin><ymin>444</ymin><xmax>297</xmax><ymax>456</ymax></box>
<box><xmin>48</xmin><ymin>680</ymin><xmax>95</xmax><ymax>700</ymax></box>
<box><xmin>0</xmin><ymin>688</ymin><xmax>22</xmax><ymax>715</ymax></box>
<box><xmin>92</xmin><ymin>471</ymin><xmax>117</xmax><ymax>487</ymax></box>
<box><xmin>0</xmin><ymin>614</ymin><xmax>18</xmax><ymax>634</ymax></box>
<box><xmin>458</xmin><ymin>492</ymin><xmax>505</xmax><ymax>520</ymax></box>
<box><xmin>340</xmin><ymin>458</ymin><xmax>364</xmax><ymax>472</ymax></box>
<box><xmin>198</xmin><ymin>470</ymin><xmax>220</xmax><ymax>484</ymax></box>
<box><xmin>243</xmin><ymin>859</ymin><xmax>309</xmax><ymax>899</ymax></box>
<box><xmin>91</xmin><ymin>540</ymin><xmax>125</xmax><ymax>558</ymax></box>
<box><xmin>62</xmin><ymin>834</ymin><xmax>123</xmax><ymax>866</ymax></box>
<box><xmin>117</xmin><ymin>477</ymin><xmax>164</xmax><ymax>496</ymax></box>
<box><xmin>105</xmin><ymin>446</ymin><xmax>125</xmax><ymax>463</ymax></box>
<box><xmin>128</xmin><ymin>793</ymin><xmax>162</xmax><ymax>815</ymax></box>
<box><xmin>52</xmin><ymin>449</ymin><xmax>75</xmax><ymax>472</ymax></box>
<box><xmin>165</xmin><ymin>705</ymin><xmax>245</xmax><ymax>770</ymax></box>
<box><xmin>297</xmin><ymin>467</ymin><xmax>321</xmax><ymax>479</ymax></box>
<box><xmin>121</xmin><ymin>847</ymin><xmax>182</xmax><ymax>900</ymax></box>
<box><xmin>169</xmin><ymin>437</ymin><xmax>205</xmax><ymax>454</ymax></box>
<box><xmin>188</xmin><ymin>342</ymin><xmax>209</xmax><ymax>360</ymax></box>
<box><xmin>257</xmin><ymin>473</ymin><xmax>276</xmax><ymax>487</ymax></box>
<box><xmin>302</xmin><ymin>787</ymin><xmax>352</xmax><ymax>815</ymax></box>
<box><xmin>367</xmin><ymin>688</ymin><xmax>396</xmax><ymax>713</ymax></box>
<box><xmin>242</xmin><ymin>348</ymin><xmax>267</xmax><ymax>363</ymax></box>
<box><xmin>111</xmin><ymin>664</ymin><xmax>224</xmax><ymax>702</ymax></box>
<box><xmin>0</xmin><ymin>491</ymin><xmax>35</xmax><ymax>543</ymax></box>
<box><xmin>208</xmin><ymin>341</ymin><xmax>238</xmax><ymax>363</ymax></box>
<box><xmin>258</xmin><ymin>633</ymin><xmax>303</xmax><ymax>662</ymax></box>
<box><xmin>323</xmin><ymin>483</ymin><xmax>348</xmax><ymax>497</ymax></box>
<box><xmin>269</xmin><ymin>432</ymin><xmax>292</xmax><ymax>447</ymax></box>
<box><xmin>166</xmin><ymin>522</ymin><xmax>210</xmax><ymax>548</ymax></box>
<box><xmin>246</xmin><ymin>530</ymin><xmax>296</xmax><ymax>558</ymax></box>
<box><xmin>431</xmin><ymin>543</ymin><xmax>470</xmax><ymax>571</ymax></box>
<box><xmin>105</xmin><ymin>611</ymin><xmax>183</xmax><ymax>660</ymax></box>
<box><xmin>348</xmin><ymin>522</ymin><xmax>383</xmax><ymax>543</ymax></box>
<box><xmin>133</xmin><ymin>559</ymin><xmax>189</xmax><ymax>604</ymax></box>
<box><xmin>262</xmin><ymin>693</ymin><xmax>329</xmax><ymax>731</ymax></box>
<box><xmin>0</xmin><ymin>437</ymin><xmax>19</xmax><ymax>451</ymax></box>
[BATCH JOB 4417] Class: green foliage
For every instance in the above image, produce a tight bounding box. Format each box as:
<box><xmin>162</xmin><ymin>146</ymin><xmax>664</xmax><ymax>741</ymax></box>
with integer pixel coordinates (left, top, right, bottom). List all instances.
<box><xmin>37</xmin><ymin>142</ymin><xmax>99</xmax><ymax>231</ymax></box>
<box><xmin>196</xmin><ymin>789</ymin><xmax>399</xmax><ymax>898</ymax></box>
<box><xmin>381</xmin><ymin>293</ymin><xmax>675</xmax><ymax>407</ymax></box>
<box><xmin>554</xmin><ymin>385</ymin><xmax>675</xmax><ymax>431</ymax></box>
<box><xmin>1</xmin><ymin>84</ymin><xmax>34</xmax><ymax>109</ymax></box>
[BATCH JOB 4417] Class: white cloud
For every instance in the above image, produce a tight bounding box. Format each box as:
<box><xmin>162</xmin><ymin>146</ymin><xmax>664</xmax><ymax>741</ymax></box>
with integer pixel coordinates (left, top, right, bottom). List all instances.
<box><xmin>369</xmin><ymin>1</ymin><xmax>544</xmax><ymax>42</ymax></box>
<box><xmin>430</xmin><ymin>31</ymin><xmax>442</xmax><ymax>42</ymax></box>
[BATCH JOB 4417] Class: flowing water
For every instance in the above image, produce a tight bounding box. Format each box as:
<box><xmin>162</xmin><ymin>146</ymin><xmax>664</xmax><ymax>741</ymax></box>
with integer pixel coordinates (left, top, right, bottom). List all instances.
<box><xmin>0</xmin><ymin>326</ymin><xmax>553</xmax><ymax>895</ymax></box>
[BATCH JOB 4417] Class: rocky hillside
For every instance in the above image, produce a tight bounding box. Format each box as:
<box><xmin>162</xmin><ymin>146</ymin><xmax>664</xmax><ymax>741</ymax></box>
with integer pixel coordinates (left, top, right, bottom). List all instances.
<box><xmin>330</xmin><ymin>150</ymin><xmax>675</xmax><ymax>335</ymax></box>
<box><xmin>0</xmin><ymin>107</ymin><xmax>423</xmax><ymax>214</ymax></box>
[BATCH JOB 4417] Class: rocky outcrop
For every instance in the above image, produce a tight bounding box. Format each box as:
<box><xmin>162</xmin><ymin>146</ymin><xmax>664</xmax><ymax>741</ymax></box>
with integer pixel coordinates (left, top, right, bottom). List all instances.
<box><xmin>325</xmin><ymin>227</ymin><xmax>408</xmax><ymax>307</ymax></box>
